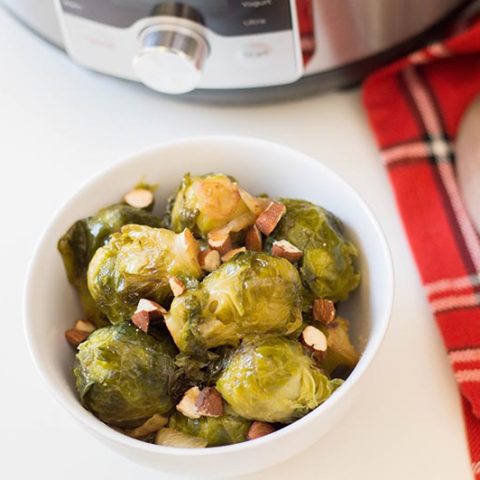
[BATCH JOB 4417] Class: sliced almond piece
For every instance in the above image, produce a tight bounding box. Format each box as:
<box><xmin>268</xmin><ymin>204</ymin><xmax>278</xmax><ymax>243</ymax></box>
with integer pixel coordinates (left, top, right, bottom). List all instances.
<box><xmin>126</xmin><ymin>414</ymin><xmax>168</xmax><ymax>439</ymax></box>
<box><xmin>301</xmin><ymin>325</ymin><xmax>328</xmax><ymax>353</ymax></box>
<box><xmin>221</xmin><ymin>247</ymin><xmax>247</xmax><ymax>263</ymax></box>
<box><xmin>255</xmin><ymin>201</ymin><xmax>286</xmax><ymax>236</ymax></box>
<box><xmin>131</xmin><ymin>299</ymin><xmax>167</xmax><ymax>333</ymax></box>
<box><xmin>245</xmin><ymin>225</ymin><xmax>262</xmax><ymax>251</ymax></box>
<box><xmin>176</xmin><ymin>386</ymin><xmax>201</xmax><ymax>419</ymax></box>
<box><xmin>247</xmin><ymin>421</ymin><xmax>275</xmax><ymax>440</ymax></box>
<box><xmin>169</xmin><ymin>277</ymin><xmax>186</xmax><ymax>297</ymax></box>
<box><xmin>271</xmin><ymin>239</ymin><xmax>303</xmax><ymax>262</ymax></box>
<box><xmin>312</xmin><ymin>298</ymin><xmax>336</xmax><ymax>325</ymax></box>
<box><xmin>124</xmin><ymin>188</ymin><xmax>154</xmax><ymax>209</ymax></box>
<box><xmin>74</xmin><ymin>319</ymin><xmax>96</xmax><ymax>333</ymax></box>
<box><xmin>207</xmin><ymin>231</ymin><xmax>233</xmax><ymax>255</ymax></box>
<box><xmin>195</xmin><ymin>387</ymin><xmax>224</xmax><ymax>418</ymax></box>
<box><xmin>198</xmin><ymin>249</ymin><xmax>221</xmax><ymax>273</ymax></box>
<box><xmin>65</xmin><ymin>328</ymin><xmax>90</xmax><ymax>347</ymax></box>
<box><xmin>238</xmin><ymin>188</ymin><xmax>271</xmax><ymax>216</ymax></box>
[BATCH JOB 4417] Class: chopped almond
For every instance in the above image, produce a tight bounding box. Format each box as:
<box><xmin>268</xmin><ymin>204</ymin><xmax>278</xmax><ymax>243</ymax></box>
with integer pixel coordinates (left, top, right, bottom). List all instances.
<box><xmin>301</xmin><ymin>325</ymin><xmax>328</xmax><ymax>353</ymax></box>
<box><xmin>198</xmin><ymin>249</ymin><xmax>221</xmax><ymax>273</ymax></box>
<box><xmin>169</xmin><ymin>277</ymin><xmax>185</xmax><ymax>297</ymax></box>
<box><xmin>271</xmin><ymin>240</ymin><xmax>303</xmax><ymax>262</ymax></box>
<box><xmin>312</xmin><ymin>298</ymin><xmax>336</xmax><ymax>325</ymax></box>
<box><xmin>132</xmin><ymin>299</ymin><xmax>167</xmax><ymax>333</ymax></box>
<box><xmin>124</xmin><ymin>188</ymin><xmax>154</xmax><ymax>209</ymax></box>
<box><xmin>136</xmin><ymin>298</ymin><xmax>167</xmax><ymax>317</ymax></box>
<box><xmin>176</xmin><ymin>387</ymin><xmax>201</xmax><ymax>419</ymax></box>
<box><xmin>255</xmin><ymin>202</ymin><xmax>286</xmax><ymax>236</ymax></box>
<box><xmin>238</xmin><ymin>188</ymin><xmax>271</xmax><ymax>216</ymax></box>
<box><xmin>247</xmin><ymin>421</ymin><xmax>275</xmax><ymax>440</ymax></box>
<box><xmin>131</xmin><ymin>311</ymin><xmax>151</xmax><ymax>333</ymax></box>
<box><xmin>245</xmin><ymin>225</ymin><xmax>262</xmax><ymax>251</ymax></box>
<box><xmin>207</xmin><ymin>231</ymin><xmax>233</xmax><ymax>255</ymax></box>
<box><xmin>126</xmin><ymin>414</ymin><xmax>168</xmax><ymax>439</ymax></box>
<box><xmin>221</xmin><ymin>247</ymin><xmax>247</xmax><ymax>263</ymax></box>
<box><xmin>195</xmin><ymin>387</ymin><xmax>224</xmax><ymax>417</ymax></box>
<box><xmin>65</xmin><ymin>328</ymin><xmax>90</xmax><ymax>347</ymax></box>
<box><xmin>74</xmin><ymin>319</ymin><xmax>95</xmax><ymax>333</ymax></box>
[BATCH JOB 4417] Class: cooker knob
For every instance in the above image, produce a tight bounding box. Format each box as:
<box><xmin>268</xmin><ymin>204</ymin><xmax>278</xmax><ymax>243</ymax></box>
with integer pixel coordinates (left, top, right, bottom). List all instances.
<box><xmin>133</xmin><ymin>25</ymin><xmax>209</xmax><ymax>94</ymax></box>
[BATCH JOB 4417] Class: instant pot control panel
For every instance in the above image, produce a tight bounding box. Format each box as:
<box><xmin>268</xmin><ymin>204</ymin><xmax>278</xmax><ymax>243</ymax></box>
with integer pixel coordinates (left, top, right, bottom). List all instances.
<box><xmin>55</xmin><ymin>0</ymin><xmax>303</xmax><ymax>93</ymax></box>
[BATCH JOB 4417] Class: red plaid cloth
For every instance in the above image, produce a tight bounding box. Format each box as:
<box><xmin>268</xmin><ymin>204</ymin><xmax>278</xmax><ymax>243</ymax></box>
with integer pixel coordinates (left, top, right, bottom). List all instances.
<box><xmin>363</xmin><ymin>19</ymin><xmax>480</xmax><ymax>478</ymax></box>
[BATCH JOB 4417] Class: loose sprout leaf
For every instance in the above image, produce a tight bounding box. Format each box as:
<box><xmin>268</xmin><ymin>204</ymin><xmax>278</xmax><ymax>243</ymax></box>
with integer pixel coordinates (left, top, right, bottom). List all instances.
<box><xmin>169</xmin><ymin>411</ymin><xmax>251</xmax><ymax>447</ymax></box>
<box><xmin>319</xmin><ymin>317</ymin><xmax>360</xmax><ymax>375</ymax></box>
<box><xmin>155</xmin><ymin>428</ymin><xmax>208</xmax><ymax>448</ymax></box>
<box><xmin>87</xmin><ymin>225</ymin><xmax>203</xmax><ymax>325</ymax></box>
<box><xmin>216</xmin><ymin>336</ymin><xmax>341</xmax><ymax>424</ymax></box>
<box><xmin>58</xmin><ymin>204</ymin><xmax>161</xmax><ymax>327</ymax></box>
<box><xmin>74</xmin><ymin>323</ymin><xmax>176</xmax><ymax>428</ymax></box>
<box><xmin>165</xmin><ymin>252</ymin><xmax>303</xmax><ymax>354</ymax></box>
<box><xmin>265</xmin><ymin>198</ymin><xmax>360</xmax><ymax>302</ymax></box>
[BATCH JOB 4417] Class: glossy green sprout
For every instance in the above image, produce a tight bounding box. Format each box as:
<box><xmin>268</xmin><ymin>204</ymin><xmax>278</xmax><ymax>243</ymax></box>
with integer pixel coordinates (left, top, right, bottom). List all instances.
<box><xmin>58</xmin><ymin>204</ymin><xmax>161</xmax><ymax>326</ymax></box>
<box><xmin>168</xmin><ymin>173</ymin><xmax>252</xmax><ymax>237</ymax></box>
<box><xmin>74</xmin><ymin>323</ymin><xmax>176</xmax><ymax>427</ymax></box>
<box><xmin>165</xmin><ymin>252</ymin><xmax>303</xmax><ymax>354</ymax></box>
<box><xmin>87</xmin><ymin>225</ymin><xmax>203</xmax><ymax>324</ymax></box>
<box><xmin>216</xmin><ymin>336</ymin><xmax>341</xmax><ymax>423</ymax></box>
<box><xmin>267</xmin><ymin>198</ymin><xmax>360</xmax><ymax>302</ymax></box>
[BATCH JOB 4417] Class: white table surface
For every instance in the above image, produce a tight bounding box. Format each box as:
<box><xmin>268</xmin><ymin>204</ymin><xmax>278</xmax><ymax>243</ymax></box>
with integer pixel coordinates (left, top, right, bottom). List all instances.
<box><xmin>0</xmin><ymin>6</ymin><xmax>472</xmax><ymax>479</ymax></box>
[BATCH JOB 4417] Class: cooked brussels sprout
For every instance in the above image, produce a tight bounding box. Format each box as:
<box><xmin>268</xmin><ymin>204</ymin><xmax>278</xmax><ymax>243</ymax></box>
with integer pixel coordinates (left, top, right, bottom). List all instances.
<box><xmin>169</xmin><ymin>411</ymin><xmax>251</xmax><ymax>446</ymax></box>
<box><xmin>168</xmin><ymin>173</ymin><xmax>252</xmax><ymax>237</ymax></box>
<box><xmin>87</xmin><ymin>225</ymin><xmax>203</xmax><ymax>324</ymax></box>
<box><xmin>74</xmin><ymin>323</ymin><xmax>176</xmax><ymax>427</ymax></box>
<box><xmin>267</xmin><ymin>199</ymin><xmax>360</xmax><ymax>302</ymax></box>
<box><xmin>319</xmin><ymin>317</ymin><xmax>360</xmax><ymax>375</ymax></box>
<box><xmin>216</xmin><ymin>336</ymin><xmax>341</xmax><ymax>423</ymax></box>
<box><xmin>165</xmin><ymin>252</ymin><xmax>303</xmax><ymax>354</ymax></box>
<box><xmin>58</xmin><ymin>204</ymin><xmax>161</xmax><ymax>326</ymax></box>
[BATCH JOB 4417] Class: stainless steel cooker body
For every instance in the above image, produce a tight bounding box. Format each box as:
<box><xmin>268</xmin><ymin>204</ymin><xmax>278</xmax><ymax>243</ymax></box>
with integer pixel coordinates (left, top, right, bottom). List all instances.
<box><xmin>2</xmin><ymin>0</ymin><xmax>473</xmax><ymax>100</ymax></box>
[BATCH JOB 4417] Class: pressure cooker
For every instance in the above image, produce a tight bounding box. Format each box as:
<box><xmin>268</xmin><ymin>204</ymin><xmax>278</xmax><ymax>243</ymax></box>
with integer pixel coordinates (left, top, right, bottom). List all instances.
<box><xmin>2</xmin><ymin>0</ymin><xmax>474</xmax><ymax>101</ymax></box>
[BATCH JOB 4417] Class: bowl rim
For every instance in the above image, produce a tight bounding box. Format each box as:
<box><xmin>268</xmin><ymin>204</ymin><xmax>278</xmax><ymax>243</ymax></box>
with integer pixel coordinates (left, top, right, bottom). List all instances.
<box><xmin>23</xmin><ymin>134</ymin><xmax>394</xmax><ymax>457</ymax></box>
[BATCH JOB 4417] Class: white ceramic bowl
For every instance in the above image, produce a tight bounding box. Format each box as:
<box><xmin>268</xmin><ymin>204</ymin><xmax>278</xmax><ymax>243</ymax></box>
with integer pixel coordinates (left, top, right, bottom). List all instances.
<box><xmin>24</xmin><ymin>136</ymin><xmax>393</xmax><ymax>479</ymax></box>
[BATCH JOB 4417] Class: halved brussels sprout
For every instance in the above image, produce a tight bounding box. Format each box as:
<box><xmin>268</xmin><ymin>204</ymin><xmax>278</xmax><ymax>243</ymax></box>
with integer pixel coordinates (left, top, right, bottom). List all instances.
<box><xmin>168</xmin><ymin>411</ymin><xmax>251</xmax><ymax>446</ymax></box>
<box><xmin>216</xmin><ymin>336</ymin><xmax>341</xmax><ymax>424</ymax></box>
<box><xmin>74</xmin><ymin>323</ymin><xmax>176</xmax><ymax>428</ymax></box>
<box><xmin>165</xmin><ymin>252</ymin><xmax>303</xmax><ymax>354</ymax></box>
<box><xmin>267</xmin><ymin>199</ymin><xmax>360</xmax><ymax>302</ymax></box>
<box><xmin>87</xmin><ymin>225</ymin><xmax>203</xmax><ymax>324</ymax></box>
<box><xmin>319</xmin><ymin>316</ymin><xmax>360</xmax><ymax>375</ymax></box>
<box><xmin>168</xmin><ymin>173</ymin><xmax>252</xmax><ymax>237</ymax></box>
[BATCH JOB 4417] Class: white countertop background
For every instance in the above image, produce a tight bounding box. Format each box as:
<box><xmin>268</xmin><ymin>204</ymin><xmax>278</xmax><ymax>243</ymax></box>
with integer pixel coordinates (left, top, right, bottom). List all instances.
<box><xmin>0</xmin><ymin>7</ymin><xmax>472</xmax><ymax>479</ymax></box>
